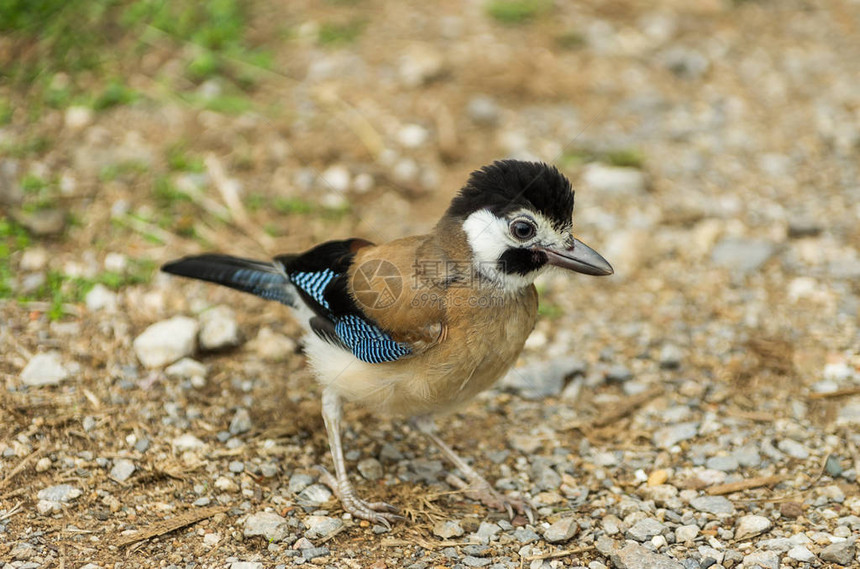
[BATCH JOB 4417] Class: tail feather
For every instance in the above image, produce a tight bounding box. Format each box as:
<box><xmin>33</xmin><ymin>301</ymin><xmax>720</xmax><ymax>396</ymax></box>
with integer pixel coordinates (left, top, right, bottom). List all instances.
<box><xmin>161</xmin><ymin>254</ymin><xmax>295</xmax><ymax>306</ymax></box>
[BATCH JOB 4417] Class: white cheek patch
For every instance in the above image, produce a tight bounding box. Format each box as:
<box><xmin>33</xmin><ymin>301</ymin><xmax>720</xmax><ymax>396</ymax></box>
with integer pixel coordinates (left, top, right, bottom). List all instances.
<box><xmin>461</xmin><ymin>209</ymin><xmax>556</xmax><ymax>292</ymax></box>
<box><xmin>462</xmin><ymin>209</ymin><xmax>512</xmax><ymax>267</ymax></box>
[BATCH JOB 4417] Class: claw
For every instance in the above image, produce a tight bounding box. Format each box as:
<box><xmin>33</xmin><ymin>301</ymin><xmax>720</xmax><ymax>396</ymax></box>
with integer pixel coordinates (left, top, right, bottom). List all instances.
<box><xmin>315</xmin><ymin>464</ymin><xmax>403</xmax><ymax>527</ymax></box>
<box><xmin>446</xmin><ymin>472</ymin><xmax>534</xmax><ymax>521</ymax></box>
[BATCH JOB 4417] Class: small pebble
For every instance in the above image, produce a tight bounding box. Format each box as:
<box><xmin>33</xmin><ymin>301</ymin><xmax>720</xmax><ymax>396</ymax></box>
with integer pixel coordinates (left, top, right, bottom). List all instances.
<box><xmin>433</xmin><ymin>520</ymin><xmax>464</xmax><ymax>539</ymax></box>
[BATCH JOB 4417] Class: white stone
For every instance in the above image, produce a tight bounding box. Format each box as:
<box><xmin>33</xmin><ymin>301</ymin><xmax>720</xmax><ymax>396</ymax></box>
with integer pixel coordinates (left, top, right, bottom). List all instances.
<box><xmin>787</xmin><ymin>545</ymin><xmax>816</xmax><ymax>562</ymax></box>
<box><xmin>320</xmin><ymin>165</ymin><xmax>351</xmax><ymax>193</ymax></box>
<box><xmin>104</xmin><ymin>252</ymin><xmax>127</xmax><ymax>273</ymax></box>
<box><xmin>251</xmin><ymin>327</ymin><xmax>296</xmax><ymax>361</ymax></box>
<box><xmin>165</xmin><ymin>358</ymin><xmax>207</xmax><ymax>385</ymax></box>
<box><xmin>675</xmin><ymin>525</ymin><xmax>699</xmax><ymax>543</ymax></box>
<box><xmin>65</xmin><ymin>106</ymin><xmax>93</xmax><ymax>130</ymax></box>
<box><xmin>110</xmin><ymin>458</ymin><xmax>136</xmax><ymax>482</ymax></box>
<box><xmin>398</xmin><ymin>44</ymin><xmax>444</xmax><ymax>87</ymax></box>
<box><xmin>243</xmin><ymin>511</ymin><xmax>289</xmax><ymax>542</ymax></box>
<box><xmin>397</xmin><ymin>124</ymin><xmax>429</xmax><ymax>148</ymax></box>
<box><xmin>198</xmin><ymin>306</ymin><xmax>241</xmax><ymax>350</ymax></box>
<box><xmin>85</xmin><ymin>283</ymin><xmax>118</xmax><ymax>312</ymax></box>
<box><xmin>19</xmin><ymin>247</ymin><xmax>48</xmax><ymax>271</ymax></box>
<box><xmin>735</xmin><ymin>515</ymin><xmax>773</xmax><ymax>541</ymax></box>
<box><xmin>214</xmin><ymin>476</ymin><xmax>239</xmax><ymax>492</ymax></box>
<box><xmin>172</xmin><ymin>433</ymin><xmax>206</xmax><ymax>451</ymax></box>
<box><xmin>304</xmin><ymin>515</ymin><xmax>344</xmax><ymax>539</ymax></box>
<box><xmin>20</xmin><ymin>352</ymin><xmax>69</xmax><ymax>387</ymax></box>
<box><xmin>582</xmin><ymin>163</ymin><xmax>647</xmax><ymax>195</ymax></box>
<box><xmin>544</xmin><ymin>517</ymin><xmax>579</xmax><ymax>543</ymax></box>
<box><xmin>433</xmin><ymin>520</ymin><xmax>464</xmax><ymax>539</ymax></box>
<box><xmin>133</xmin><ymin>316</ymin><xmax>198</xmax><ymax>368</ymax></box>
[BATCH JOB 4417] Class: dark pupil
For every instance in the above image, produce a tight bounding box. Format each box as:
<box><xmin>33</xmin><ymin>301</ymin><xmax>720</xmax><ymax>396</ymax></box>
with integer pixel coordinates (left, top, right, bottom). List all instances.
<box><xmin>513</xmin><ymin>221</ymin><xmax>534</xmax><ymax>240</ymax></box>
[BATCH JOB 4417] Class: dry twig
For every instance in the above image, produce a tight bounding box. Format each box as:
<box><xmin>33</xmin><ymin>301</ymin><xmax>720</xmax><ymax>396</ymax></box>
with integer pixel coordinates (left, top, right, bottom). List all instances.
<box><xmin>0</xmin><ymin>447</ymin><xmax>44</xmax><ymax>490</ymax></box>
<box><xmin>706</xmin><ymin>475</ymin><xmax>784</xmax><ymax>496</ymax></box>
<box><xmin>115</xmin><ymin>505</ymin><xmax>229</xmax><ymax>547</ymax></box>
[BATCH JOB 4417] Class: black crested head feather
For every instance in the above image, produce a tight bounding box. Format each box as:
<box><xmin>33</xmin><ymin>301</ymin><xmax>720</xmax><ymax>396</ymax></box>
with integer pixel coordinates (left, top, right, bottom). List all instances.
<box><xmin>446</xmin><ymin>160</ymin><xmax>574</xmax><ymax>230</ymax></box>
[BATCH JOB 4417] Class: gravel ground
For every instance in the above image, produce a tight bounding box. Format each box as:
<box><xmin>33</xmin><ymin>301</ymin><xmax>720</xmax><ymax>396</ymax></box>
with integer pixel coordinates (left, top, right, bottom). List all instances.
<box><xmin>2</xmin><ymin>1</ymin><xmax>860</xmax><ymax>568</ymax></box>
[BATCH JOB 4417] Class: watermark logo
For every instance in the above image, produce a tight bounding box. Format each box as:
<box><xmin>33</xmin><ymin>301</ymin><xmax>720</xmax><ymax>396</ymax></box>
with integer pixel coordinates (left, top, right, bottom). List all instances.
<box><xmin>352</xmin><ymin>259</ymin><xmax>402</xmax><ymax>309</ymax></box>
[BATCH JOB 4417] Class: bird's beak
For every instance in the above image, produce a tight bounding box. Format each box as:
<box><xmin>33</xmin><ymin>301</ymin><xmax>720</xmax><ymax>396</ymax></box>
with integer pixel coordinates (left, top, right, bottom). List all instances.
<box><xmin>537</xmin><ymin>238</ymin><xmax>614</xmax><ymax>276</ymax></box>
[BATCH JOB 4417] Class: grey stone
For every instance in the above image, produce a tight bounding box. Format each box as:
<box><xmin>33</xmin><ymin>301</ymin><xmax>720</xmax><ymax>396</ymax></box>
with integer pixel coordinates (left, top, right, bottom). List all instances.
<box><xmin>109</xmin><ymin>458</ymin><xmax>135</xmax><ymax>482</ymax></box>
<box><xmin>513</xmin><ymin>527</ymin><xmax>540</xmax><ymax>544</ymax></box>
<box><xmin>498</xmin><ymin>356</ymin><xmax>586</xmax><ymax>399</ymax></box>
<box><xmin>467</xmin><ymin>96</ymin><xmax>500</xmax><ymax>126</ymax></box>
<box><xmin>610</xmin><ymin>541</ymin><xmax>685</xmax><ymax>569</ymax></box>
<box><xmin>199</xmin><ymin>306</ymin><xmax>241</xmax><ymax>351</ymax></box>
<box><xmin>820</xmin><ymin>538</ymin><xmax>856</xmax><ymax>565</ymax></box>
<box><xmin>826</xmin><ymin>455</ymin><xmax>844</xmax><ymax>477</ymax></box>
<box><xmin>230</xmin><ymin>563</ymin><xmax>263</xmax><ymax>569</ymax></box>
<box><xmin>304</xmin><ymin>515</ymin><xmax>344</xmax><ymax>540</ymax></box>
<box><xmin>626</xmin><ymin>518</ymin><xmax>667</xmax><ymax>541</ymax></box>
<box><xmin>302</xmin><ymin>547</ymin><xmax>330</xmax><ymax>560</ymax></box>
<box><xmin>463</xmin><ymin>556</ymin><xmax>491</xmax><ymax>568</ymax></box>
<box><xmin>659</xmin><ymin>344</ymin><xmax>683</xmax><ymax>369</ymax></box>
<box><xmin>711</xmin><ymin>238</ymin><xmax>776</xmax><ymax>274</ymax></box>
<box><xmin>229</xmin><ymin>408</ymin><xmax>253</xmax><ymax>435</ymax></box>
<box><xmin>544</xmin><ymin>517</ymin><xmax>579</xmax><ymax>543</ymax></box>
<box><xmin>37</xmin><ymin>484</ymin><xmax>82</xmax><ymax>502</ymax></box>
<box><xmin>462</xmin><ymin>545</ymin><xmax>490</xmax><ymax>556</ymax></box>
<box><xmin>734</xmin><ymin>515</ymin><xmax>772</xmax><ymax>541</ymax></box>
<box><xmin>133</xmin><ymin>316</ymin><xmax>198</xmax><ymax>368</ymax></box>
<box><xmin>260</xmin><ymin>463</ymin><xmax>278</xmax><ymax>478</ymax></box>
<box><xmin>787</xmin><ymin>545</ymin><xmax>816</xmax><ymax>562</ymax></box>
<box><xmin>777</xmin><ymin>439</ymin><xmax>810</xmax><ymax>459</ymax></box>
<box><xmin>732</xmin><ymin>444</ymin><xmax>761</xmax><ymax>467</ymax></box>
<box><xmin>228</xmin><ymin>460</ymin><xmax>244</xmax><ymax>473</ymax></box>
<box><xmin>244</xmin><ymin>511</ymin><xmax>289</xmax><ymax>542</ymax></box>
<box><xmin>433</xmin><ymin>519</ymin><xmax>464</xmax><ymax>539</ymax></box>
<box><xmin>289</xmin><ymin>473</ymin><xmax>314</xmax><ymax>494</ymax></box>
<box><xmin>297</xmin><ymin>484</ymin><xmax>332</xmax><ymax>507</ymax></box>
<box><xmin>706</xmin><ymin>455</ymin><xmax>739</xmax><ymax>472</ymax></box>
<box><xmin>605</xmin><ymin>365</ymin><xmax>633</xmax><ymax>383</ymax></box>
<box><xmin>532</xmin><ymin>463</ymin><xmax>562</xmax><ymax>491</ymax></box>
<box><xmin>473</xmin><ymin>521</ymin><xmax>501</xmax><ymax>543</ymax></box>
<box><xmin>653</xmin><ymin>422</ymin><xmax>699</xmax><ymax>449</ymax></box>
<box><xmin>20</xmin><ymin>352</ymin><xmax>69</xmax><ymax>387</ymax></box>
<box><xmin>742</xmin><ymin>550</ymin><xmax>779</xmax><ymax>569</ymax></box>
<box><xmin>690</xmin><ymin>495</ymin><xmax>735</xmax><ymax>516</ymax></box>
<box><xmin>357</xmin><ymin>457</ymin><xmax>384</xmax><ymax>481</ymax></box>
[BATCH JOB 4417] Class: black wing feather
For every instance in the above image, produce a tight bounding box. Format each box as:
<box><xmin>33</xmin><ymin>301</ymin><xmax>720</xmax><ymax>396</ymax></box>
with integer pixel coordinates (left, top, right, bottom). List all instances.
<box><xmin>161</xmin><ymin>254</ymin><xmax>294</xmax><ymax>306</ymax></box>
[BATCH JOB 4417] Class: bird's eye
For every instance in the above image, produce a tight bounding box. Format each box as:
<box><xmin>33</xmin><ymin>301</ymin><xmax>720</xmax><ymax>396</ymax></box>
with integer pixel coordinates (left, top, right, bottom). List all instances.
<box><xmin>510</xmin><ymin>219</ymin><xmax>536</xmax><ymax>241</ymax></box>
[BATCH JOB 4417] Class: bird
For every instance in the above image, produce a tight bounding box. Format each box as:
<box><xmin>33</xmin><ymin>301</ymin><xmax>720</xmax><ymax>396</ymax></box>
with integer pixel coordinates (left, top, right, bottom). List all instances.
<box><xmin>161</xmin><ymin>159</ymin><xmax>613</xmax><ymax>526</ymax></box>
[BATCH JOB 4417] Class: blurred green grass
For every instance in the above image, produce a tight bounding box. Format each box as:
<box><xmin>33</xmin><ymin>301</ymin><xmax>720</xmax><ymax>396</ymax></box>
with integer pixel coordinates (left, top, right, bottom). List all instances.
<box><xmin>0</xmin><ymin>0</ymin><xmax>269</xmax><ymax>115</ymax></box>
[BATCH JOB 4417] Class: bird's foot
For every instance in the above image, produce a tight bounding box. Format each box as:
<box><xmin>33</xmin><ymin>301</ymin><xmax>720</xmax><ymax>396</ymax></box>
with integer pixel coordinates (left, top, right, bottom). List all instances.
<box><xmin>316</xmin><ymin>466</ymin><xmax>403</xmax><ymax>528</ymax></box>
<box><xmin>446</xmin><ymin>473</ymin><xmax>535</xmax><ymax>524</ymax></box>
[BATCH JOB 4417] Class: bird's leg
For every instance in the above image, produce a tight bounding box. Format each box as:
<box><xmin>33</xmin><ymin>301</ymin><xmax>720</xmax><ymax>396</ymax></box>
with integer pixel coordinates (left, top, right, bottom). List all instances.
<box><xmin>318</xmin><ymin>390</ymin><xmax>401</xmax><ymax>527</ymax></box>
<box><xmin>413</xmin><ymin>416</ymin><xmax>535</xmax><ymax>523</ymax></box>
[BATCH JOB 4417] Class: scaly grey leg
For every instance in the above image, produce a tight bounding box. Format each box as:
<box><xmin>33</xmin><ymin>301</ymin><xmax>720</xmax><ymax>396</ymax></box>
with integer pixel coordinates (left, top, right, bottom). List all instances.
<box><xmin>318</xmin><ymin>389</ymin><xmax>401</xmax><ymax>527</ymax></box>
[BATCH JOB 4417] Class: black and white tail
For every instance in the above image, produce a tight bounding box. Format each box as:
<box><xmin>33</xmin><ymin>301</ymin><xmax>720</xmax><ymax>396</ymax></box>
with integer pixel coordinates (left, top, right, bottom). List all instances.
<box><xmin>161</xmin><ymin>254</ymin><xmax>297</xmax><ymax>306</ymax></box>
